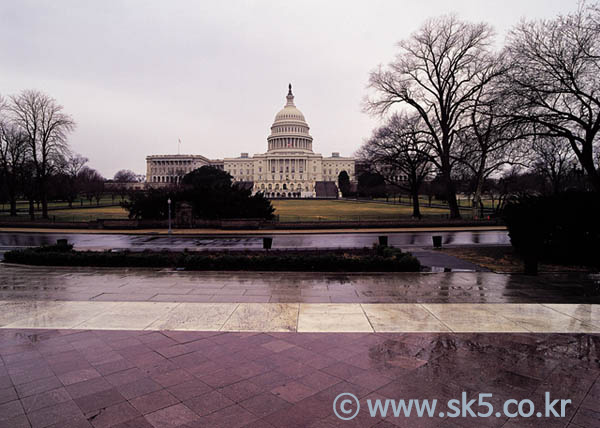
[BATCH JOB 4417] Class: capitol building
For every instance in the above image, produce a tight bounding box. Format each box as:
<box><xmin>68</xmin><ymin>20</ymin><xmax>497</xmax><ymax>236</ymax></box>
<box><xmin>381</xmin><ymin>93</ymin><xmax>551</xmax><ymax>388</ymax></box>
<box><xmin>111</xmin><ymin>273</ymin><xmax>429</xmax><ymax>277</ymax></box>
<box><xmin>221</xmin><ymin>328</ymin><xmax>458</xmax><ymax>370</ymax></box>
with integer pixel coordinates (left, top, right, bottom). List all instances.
<box><xmin>146</xmin><ymin>85</ymin><xmax>356</xmax><ymax>198</ymax></box>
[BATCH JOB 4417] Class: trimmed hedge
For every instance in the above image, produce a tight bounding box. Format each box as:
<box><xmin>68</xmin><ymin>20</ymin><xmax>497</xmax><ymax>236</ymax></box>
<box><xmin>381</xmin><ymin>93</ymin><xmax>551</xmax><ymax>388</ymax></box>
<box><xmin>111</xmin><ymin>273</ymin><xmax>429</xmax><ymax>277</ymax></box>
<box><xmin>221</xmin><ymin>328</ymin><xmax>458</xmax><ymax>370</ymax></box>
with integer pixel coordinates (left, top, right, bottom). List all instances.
<box><xmin>3</xmin><ymin>246</ymin><xmax>421</xmax><ymax>272</ymax></box>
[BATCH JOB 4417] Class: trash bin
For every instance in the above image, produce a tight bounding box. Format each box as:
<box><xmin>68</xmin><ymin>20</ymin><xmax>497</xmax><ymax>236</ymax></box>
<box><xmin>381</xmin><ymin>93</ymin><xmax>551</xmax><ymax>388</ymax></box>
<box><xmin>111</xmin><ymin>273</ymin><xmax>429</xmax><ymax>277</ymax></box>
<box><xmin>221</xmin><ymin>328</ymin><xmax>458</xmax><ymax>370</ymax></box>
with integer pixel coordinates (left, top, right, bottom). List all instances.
<box><xmin>378</xmin><ymin>236</ymin><xmax>388</xmax><ymax>247</ymax></box>
<box><xmin>263</xmin><ymin>237</ymin><xmax>273</xmax><ymax>250</ymax></box>
<box><xmin>432</xmin><ymin>236</ymin><xmax>442</xmax><ymax>249</ymax></box>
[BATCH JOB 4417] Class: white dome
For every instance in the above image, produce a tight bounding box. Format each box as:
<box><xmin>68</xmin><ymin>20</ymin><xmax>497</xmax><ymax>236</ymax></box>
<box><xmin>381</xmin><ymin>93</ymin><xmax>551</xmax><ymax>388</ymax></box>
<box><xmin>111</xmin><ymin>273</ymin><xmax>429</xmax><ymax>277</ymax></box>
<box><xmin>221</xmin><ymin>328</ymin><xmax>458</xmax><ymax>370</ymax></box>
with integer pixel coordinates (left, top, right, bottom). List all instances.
<box><xmin>274</xmin><ymin>106</ymin><xmax>306</xmax><ymax>123</ymax></box>
<box><xmin>267</xmin><ymin>84</ymin><xmax>313</xmax><ymax>153</ymax></box>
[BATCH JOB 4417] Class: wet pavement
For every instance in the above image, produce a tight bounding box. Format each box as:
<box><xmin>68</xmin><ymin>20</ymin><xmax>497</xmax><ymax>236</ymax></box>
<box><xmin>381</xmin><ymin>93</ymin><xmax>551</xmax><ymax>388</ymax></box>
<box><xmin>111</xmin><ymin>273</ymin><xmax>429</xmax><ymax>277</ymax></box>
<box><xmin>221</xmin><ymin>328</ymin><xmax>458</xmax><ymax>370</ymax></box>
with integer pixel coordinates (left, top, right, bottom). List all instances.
<box><xmin>2</xmin><ymin>235</ymin><xmax>600</xmax><ymax>427</ymax></box>
<box><xmin>1</xmin><ymin>301</ymin><xmax>598</xmax><ymax>333</ymax></box>
<box><xmin>1</xmin><ymin>264</ymin><xmax>598</xmax><ymax>304</ymax></box>
<box><xmin>0</xmin><ymin>329</ymin><xmax>598</xmax><ymax>427</ymax></box>
<box><xmin>0</xmin><ymin>230</ymin><xmax>510</xmax><ymax>252</ymax></box>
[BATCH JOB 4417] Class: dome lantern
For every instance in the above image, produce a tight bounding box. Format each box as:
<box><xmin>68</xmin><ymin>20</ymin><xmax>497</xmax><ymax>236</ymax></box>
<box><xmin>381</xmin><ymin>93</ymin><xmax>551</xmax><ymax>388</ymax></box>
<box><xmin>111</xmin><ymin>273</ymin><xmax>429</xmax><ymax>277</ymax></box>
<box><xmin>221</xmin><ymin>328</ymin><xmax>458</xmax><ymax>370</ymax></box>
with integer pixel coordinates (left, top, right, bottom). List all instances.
<box><xmin>286</xmin><ymin>83</ymin><xmax>294</xmax><ymax>106</ymax></box>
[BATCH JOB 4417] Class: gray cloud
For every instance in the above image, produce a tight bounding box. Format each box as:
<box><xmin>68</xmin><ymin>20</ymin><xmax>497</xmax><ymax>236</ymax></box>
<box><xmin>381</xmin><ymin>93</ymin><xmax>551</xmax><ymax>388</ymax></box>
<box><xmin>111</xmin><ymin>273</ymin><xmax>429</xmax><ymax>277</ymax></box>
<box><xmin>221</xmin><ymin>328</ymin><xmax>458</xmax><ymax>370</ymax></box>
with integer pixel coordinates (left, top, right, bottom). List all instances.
<box><xmin>0</xmin><ymin>0</ymin><xmax>575</xmax><ymax>177</ymax></box>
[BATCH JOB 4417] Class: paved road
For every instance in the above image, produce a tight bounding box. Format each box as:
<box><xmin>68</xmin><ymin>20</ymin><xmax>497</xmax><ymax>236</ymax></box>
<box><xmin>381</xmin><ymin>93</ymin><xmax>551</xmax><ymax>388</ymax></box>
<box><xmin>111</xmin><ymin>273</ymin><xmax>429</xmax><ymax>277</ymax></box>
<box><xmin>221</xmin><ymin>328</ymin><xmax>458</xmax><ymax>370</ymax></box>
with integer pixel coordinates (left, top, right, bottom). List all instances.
<box><xmin>0</xmin><ymin>230</ymin><xmax>510</xmax><ymax>252</ymax></box>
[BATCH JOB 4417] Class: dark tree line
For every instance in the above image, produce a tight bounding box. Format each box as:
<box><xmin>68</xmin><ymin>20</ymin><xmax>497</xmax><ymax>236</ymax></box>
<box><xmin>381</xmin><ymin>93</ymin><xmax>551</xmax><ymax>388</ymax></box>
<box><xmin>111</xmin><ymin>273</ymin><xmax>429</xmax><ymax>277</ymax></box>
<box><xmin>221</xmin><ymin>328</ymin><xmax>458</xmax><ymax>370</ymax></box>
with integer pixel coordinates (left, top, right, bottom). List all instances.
<box><xmin>122</xmin><ymin>166</ymin><xmax>274</xmax><ymax>221</ymax></box>
<box><xmin>0</xmin><ymin>90</ymin><xmax>105</xmax><ymax>218</ymax></box>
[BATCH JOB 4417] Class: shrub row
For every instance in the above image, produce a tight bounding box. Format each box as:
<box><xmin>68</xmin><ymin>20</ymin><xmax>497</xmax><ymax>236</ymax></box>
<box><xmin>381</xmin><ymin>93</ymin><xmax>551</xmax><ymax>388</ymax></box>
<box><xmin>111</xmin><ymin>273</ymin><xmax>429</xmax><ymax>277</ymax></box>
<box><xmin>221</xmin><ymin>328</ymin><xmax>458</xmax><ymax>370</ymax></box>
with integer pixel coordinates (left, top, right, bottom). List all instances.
<box><xmin>3</xmin><ymin>246</ymin><xmax>421</xmax><ymax>272</ymax></box>
<box><xmin>502</xmin><ymin>191</ymin><xmax>600</xmax><ymax>269</ymax></box>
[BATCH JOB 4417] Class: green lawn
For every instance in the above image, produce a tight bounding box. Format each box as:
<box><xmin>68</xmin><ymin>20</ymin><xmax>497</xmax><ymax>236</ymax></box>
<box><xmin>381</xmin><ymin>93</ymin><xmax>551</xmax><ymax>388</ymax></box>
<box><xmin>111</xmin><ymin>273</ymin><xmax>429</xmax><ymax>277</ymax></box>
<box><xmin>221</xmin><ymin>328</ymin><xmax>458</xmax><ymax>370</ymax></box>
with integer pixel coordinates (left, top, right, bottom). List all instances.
<box><xmin>0</xmin><ymin>195</ymin><xmax>128</xmax><ymax>212</ymax></box>
<box><xmin>271</xmin><ymin>199</ymin><xmax>450</xmax><ymax>222</ymax></box>
<box><xmin>0</xmin><ymin>206</ymin><xmax>130</xmax><ymax>222</ymax></box>
<box><xmin>2</xmin><ymin>198</ymin><xmax>458</xmax><ymax>223</ymax></box>
<box><xmin>376</xmin><ymin>195</ymin><xmax>498</xmax><ymax>210</ymax></box>
<box><xmin>49</xmin><ymin>206</ymin><xmax>130</xmax><ymax>222</ymax></box>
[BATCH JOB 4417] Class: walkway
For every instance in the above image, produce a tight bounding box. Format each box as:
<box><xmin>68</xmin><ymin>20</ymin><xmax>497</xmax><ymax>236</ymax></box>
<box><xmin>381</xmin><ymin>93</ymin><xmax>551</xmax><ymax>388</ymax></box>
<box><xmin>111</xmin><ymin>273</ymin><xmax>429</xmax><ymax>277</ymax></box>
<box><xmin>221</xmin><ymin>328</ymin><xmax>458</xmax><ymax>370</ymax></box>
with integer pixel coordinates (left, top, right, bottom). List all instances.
<box><xmin>1</xmin><ymin>263</ymin><xmax>599</xmax><ymax>427</ymax></box>
<box><xmin>1</xmin><ymin>264</ymin><xmax>598</xmax><ymax>304</ymax></box>
<box><xmin>0</xmin><ymin>301</ymin><xmax>598</xmax><ymax>333</ymax></box>
<box><xmin>0</xmin><ymin>329</ymin><xmax>598</xmax><ymax>427</ymax></box>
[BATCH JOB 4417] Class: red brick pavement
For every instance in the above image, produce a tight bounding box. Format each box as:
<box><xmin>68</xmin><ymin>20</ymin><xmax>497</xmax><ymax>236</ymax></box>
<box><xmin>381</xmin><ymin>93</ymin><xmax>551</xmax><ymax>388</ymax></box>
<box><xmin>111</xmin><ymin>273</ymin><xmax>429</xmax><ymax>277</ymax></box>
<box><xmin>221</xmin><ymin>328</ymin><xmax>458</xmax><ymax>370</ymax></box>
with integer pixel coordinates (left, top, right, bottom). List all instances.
<box><xmin>0</xmin><ymin>329</ymin><xmax>598</xmax><ymax>427</ymax></box>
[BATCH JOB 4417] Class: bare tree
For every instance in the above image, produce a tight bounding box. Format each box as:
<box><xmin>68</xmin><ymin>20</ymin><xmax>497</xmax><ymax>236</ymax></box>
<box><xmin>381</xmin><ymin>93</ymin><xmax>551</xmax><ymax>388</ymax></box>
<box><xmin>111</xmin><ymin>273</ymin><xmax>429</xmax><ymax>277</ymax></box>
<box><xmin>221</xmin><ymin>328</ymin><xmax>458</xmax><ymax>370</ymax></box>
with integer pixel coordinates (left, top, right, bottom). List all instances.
<box><xmin>505</xmin><ymin>3</ymin><xmax>600</xmax><ymax>191</ymax></box>
<box><xmin>78</xmin><ymin>167</ymin><xmax>104</xmax><ymax>206</ymax></box>
<box><xmin>358</xmin><ymin>113</ymin><xmax>432</xmax><ymax>218</ymax></box>
<box><xmin>59</xmin><ymin>153</ymin><xmax>88</xmax><ymax>208</ymax></box>
<box><xmin>113</xmin><ymin>169</ymin><xmax>138</xmax><ymax>183</ymax></box>
<box><xmin>0</xmin><ymin>98</ymin><xmax>30</xmax><ymax>216</ymax></box>
<box><xmin>366</xmin><ymin>15</ymin><xmax>501</xmax><ymax>218</ymax></box>
<box><xmin>457</xmin><ymin>78</ymin><xmax>527</xmax><ymax>219</ymax></box>
<box><xmin>531</xmin><ymin>135</ymin><xmax>577</xmax><ymax>194</ymax></box>
<box><xmin>9</xmin><ymin>90</ymin><xmax>75</xmax><ymax>218</ymax></box>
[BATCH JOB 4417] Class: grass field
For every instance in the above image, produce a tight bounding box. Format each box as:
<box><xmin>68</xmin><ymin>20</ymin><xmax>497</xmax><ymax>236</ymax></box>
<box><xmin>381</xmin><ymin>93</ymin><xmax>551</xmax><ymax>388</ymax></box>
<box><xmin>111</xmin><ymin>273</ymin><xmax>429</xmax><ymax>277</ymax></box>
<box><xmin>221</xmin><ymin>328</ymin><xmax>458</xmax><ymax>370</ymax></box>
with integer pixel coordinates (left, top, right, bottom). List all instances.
<box><xmin>46</xmin><ymin>206</ymin><xmax>130</xmax><ymax>222</ymax></box>
<box><xmin>0</xmin><ymin>196</ymin><xmax>127</xmax><ymax>212</ymax></box>
<box><xmin>376</xmin><ymin>196</ymin><xmax>498</xmax><ymax>210</ymax></box>
<box><xmin>2</xmin><ymin>199</ymin><xmax>458</xmax><ymax>223</ymax></box>
<box><xmin>271</xmin><ymin>199</ymin><xmax>451</xmax><ymax>222</ymax></box>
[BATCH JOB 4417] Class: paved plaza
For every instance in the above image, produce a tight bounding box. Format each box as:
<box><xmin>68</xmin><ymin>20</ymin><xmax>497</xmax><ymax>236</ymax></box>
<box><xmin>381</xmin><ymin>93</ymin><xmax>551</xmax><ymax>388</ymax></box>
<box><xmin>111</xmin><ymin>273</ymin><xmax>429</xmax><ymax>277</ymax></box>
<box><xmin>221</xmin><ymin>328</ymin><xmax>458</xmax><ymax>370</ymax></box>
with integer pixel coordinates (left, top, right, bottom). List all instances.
<box><xmin>0</xmin><ymin>329</ymin><xmax>598</xmax><ymax>427</ymax></box>
<box><xmin>1</xmin><ymin>265</ymin><xmax>598</xmax><ymax>304</ymax></box>
<box><xmin>0</xmin><ymin>263</ymin><xmax>599</xmax><ymax>427</ymax></box>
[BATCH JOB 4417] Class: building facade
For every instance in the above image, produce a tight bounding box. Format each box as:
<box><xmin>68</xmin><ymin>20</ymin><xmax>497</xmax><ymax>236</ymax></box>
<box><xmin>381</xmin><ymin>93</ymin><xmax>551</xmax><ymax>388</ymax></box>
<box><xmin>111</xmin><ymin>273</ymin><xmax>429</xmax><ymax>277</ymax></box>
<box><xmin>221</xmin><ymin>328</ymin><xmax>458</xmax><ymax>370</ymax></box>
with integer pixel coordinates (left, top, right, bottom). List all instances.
<box><xmin>146</xmin><ymin>85</ymin><xmax>355</xmax><ymax>197</ymax></box>
<box><xmin>146</xmin><ymin>155</ymin><xmax>223</xmax><ymax>185</ymax></box>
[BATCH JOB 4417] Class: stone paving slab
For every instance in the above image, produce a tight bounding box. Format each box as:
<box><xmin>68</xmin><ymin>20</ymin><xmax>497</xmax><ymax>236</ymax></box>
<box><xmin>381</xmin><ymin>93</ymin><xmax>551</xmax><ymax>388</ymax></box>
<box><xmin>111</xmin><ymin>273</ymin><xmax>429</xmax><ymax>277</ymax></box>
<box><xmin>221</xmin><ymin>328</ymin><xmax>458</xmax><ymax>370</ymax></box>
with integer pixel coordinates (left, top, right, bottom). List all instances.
<box><xmin>1</xmin><ymin>301</ymin><xmax>599</xmax><ymax>333</ymax></box>
<box><xmin>0</xmin><ymin>329</ymin><xmax>597</xmax><ymax>428</ymax></box>
<box><xmin>2</xmin><ymin>264</ymin><xmax>599</xmax><ymax>304</ymax></box>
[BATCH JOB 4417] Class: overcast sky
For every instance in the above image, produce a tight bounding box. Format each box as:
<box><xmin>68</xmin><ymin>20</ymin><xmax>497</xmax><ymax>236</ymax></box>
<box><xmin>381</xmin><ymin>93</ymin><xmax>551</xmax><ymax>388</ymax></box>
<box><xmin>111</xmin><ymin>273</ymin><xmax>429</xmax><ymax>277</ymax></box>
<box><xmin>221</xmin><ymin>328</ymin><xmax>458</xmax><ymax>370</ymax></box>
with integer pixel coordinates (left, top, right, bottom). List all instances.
<box><xmin>0</xmin><ymin>0</ymin><xmax>578</xmax><ymax>178</ymax></box>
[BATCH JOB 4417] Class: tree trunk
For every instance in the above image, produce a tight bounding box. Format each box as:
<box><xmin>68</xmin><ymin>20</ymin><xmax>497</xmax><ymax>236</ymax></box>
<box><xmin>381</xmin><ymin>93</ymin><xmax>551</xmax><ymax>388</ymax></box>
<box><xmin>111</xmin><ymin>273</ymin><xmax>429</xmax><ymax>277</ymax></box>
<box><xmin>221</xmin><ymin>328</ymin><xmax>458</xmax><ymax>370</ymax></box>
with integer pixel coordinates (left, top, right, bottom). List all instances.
<box><xmin>39</xmin><ymin>177</ymin><xmax>49</xmax><ymax>219</ymax></box>
<box><xmin>440</xmin><ymin>152</ymin><xmax>461</xmax><ymax>219</ymax></box>
<box><xmin>41</xmin><ymin>193</ymin><xmax>49</xmax><ymax>219</ymax></box>
<box><xmin>411</xmin><ymin>188</ymin><xmax>421</xmax><ymax>218</ymax></box>
<box><xmin>9</xmin><ymin>198</ymin><xmax>17</xmax><ymax>217</ymax></box>
<box><xmin>471</xmin><ymin>172</ymin><xmax>485</xmax><ymax>220</ymax></box>
<box><xmin>442</xmin><ymin>170</ymin><xmax>460</xmax><ymax>218</ymax></box>
<box><xmin>28</xmin><ymin>198</ymin><xmax>34</xmax><ymax>220</ymax></box>
<box><xmin>575</xmin><ymin>137</ymin><xmax>600</xmax><ymax>192</ymax></box>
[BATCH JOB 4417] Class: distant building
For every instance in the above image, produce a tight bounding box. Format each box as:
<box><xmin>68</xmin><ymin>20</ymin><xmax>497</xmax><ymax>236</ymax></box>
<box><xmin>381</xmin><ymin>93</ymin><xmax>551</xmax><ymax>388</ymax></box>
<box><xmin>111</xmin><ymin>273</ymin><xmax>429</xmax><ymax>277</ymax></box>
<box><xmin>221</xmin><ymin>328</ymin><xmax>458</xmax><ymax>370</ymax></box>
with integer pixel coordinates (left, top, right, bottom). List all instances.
<box><xmin>146</xmin><ymin>154</ymin><xmax>223</xmax><ymax>186</ymax></box>
<box><xmin>146</xmin><ymin>84</ymin><xmax>355</xmax><ymax>197</ymax></box>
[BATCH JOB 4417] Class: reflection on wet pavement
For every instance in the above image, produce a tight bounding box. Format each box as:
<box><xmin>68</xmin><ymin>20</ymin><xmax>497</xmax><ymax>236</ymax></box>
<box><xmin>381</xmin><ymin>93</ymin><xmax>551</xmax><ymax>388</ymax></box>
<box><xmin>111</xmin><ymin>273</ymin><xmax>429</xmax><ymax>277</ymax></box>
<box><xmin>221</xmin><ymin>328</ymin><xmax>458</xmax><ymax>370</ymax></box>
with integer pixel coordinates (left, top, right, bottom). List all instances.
<box><xmin>0</xmin><ymin>301</ymin><xmax>599</xmax><ymax>333</ymax></box>
<box><xmin>0</xmin><ymin>230</ymin><xmax>510</xmax><ymax>252</ymax></box>
<box><xmin>1</xmin><ymin>264</ymin><xmax>598</xmax><ymax>304</ymax></box>
<box><xmin>0</xmin><ymin>328</ymin><xmax>597</xmax><ymax>427</ymax></box>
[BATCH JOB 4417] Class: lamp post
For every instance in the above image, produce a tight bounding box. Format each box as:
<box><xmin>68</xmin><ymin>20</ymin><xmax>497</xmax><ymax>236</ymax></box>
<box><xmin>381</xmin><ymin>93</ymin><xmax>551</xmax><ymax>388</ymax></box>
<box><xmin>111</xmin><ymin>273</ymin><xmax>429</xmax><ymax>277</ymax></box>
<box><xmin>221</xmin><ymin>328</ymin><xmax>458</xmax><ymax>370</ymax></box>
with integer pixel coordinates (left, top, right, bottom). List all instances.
<box><xmin>167</xmin><ymin>198</ymin><xmax>172</xmax><ymax>235</ymax></box>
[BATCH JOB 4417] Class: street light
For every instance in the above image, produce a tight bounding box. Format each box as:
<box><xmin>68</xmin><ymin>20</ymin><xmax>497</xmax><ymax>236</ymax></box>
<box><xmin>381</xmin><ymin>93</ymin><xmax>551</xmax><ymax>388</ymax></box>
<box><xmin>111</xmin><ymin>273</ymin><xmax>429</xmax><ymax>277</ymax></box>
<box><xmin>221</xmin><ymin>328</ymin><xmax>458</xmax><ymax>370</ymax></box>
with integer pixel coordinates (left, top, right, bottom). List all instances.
<box><xmin>167</xmin><ymin>198</ymin><xmax>172</xmax><ymax>235</ymax></box>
